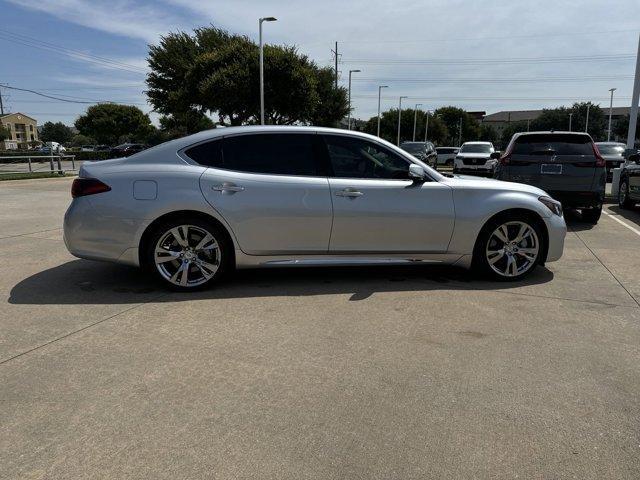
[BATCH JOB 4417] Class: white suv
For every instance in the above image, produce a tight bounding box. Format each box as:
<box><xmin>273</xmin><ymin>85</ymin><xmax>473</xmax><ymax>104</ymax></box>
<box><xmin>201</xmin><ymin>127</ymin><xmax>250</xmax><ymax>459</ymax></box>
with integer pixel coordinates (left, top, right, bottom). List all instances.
<box><xmin>453</xmin><ymin>141</ymin><xmax>497</xmax><ymax>176</ymax></box>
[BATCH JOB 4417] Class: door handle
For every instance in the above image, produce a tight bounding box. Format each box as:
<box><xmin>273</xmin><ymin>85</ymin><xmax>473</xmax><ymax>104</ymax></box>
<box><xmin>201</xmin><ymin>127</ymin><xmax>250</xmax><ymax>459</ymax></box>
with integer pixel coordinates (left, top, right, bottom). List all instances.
<box><xmin>212</xmin><ymin>183</ymin><xmax>245</xmax><ymax>193</ymax></box>
<box><xmin>336</xmin><ymin>188</ymin><xmax>363</xmax><ymax>198</ymax></box>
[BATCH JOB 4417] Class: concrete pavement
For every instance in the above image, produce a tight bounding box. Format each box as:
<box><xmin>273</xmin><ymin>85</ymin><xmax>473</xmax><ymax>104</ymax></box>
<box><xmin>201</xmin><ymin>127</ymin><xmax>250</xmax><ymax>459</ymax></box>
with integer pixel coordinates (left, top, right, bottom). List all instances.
<box><xmin>2</xmin><ymin>177</ymin><xmax>640</xmax><ymax>479</ymax></box>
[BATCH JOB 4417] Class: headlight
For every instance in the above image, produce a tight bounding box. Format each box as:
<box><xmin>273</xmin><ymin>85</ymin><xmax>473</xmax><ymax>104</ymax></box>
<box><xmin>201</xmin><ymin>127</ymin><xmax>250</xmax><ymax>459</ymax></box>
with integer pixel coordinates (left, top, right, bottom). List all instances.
<box><xmin>538</xmin><ymin>196</ymin><xmax>563</xmax><ymax>217</ymax></box>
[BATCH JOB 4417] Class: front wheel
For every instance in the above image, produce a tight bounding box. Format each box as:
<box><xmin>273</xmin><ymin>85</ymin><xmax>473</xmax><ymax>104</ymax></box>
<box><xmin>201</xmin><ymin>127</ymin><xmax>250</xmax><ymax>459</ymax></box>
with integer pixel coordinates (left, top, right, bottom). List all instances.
<box><xmin>474</xmin><ymin>216</ymin><xmax>544</xmax><ymax>281</ymax></box>
<box><xmin>619</xmin><ymin>179</ymin><xmax>634</xmax><ymax>209</ymax></box>
<box><xmin>144</xmin><ymin>217</ymin><xmax>232</xmax><ymax>290</ymax></box>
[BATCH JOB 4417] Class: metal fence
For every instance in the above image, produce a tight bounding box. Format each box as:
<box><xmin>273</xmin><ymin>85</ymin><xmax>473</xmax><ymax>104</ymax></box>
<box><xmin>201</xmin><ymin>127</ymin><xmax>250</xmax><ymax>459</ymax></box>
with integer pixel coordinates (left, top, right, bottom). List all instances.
<box><xmin>0</xmin><ymin>154</ymin><xmax>78</xmax><ymax>176</ymax></box>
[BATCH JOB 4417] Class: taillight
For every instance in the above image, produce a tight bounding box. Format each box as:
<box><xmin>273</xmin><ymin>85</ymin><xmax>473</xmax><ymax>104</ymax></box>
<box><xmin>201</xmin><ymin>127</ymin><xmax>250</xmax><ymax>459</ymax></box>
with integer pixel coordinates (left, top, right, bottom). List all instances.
<box><xmin>592</xmin><ymin>143</ymin><xmax>606</xmax><ymax>168</ymax></box>
<box><xmin>71</xmin><ymin>178</ymin><xmax>111</xmax><ymax>198</ymax></box>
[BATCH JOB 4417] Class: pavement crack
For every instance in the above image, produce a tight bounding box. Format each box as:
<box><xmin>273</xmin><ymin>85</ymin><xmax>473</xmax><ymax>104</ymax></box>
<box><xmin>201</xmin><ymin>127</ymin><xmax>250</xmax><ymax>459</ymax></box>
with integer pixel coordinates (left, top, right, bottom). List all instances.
<box><xmin>0</xmin><ymin>293</ymin><xmax>168</xmax><ymax>366</ymax></box>
<box><xmin>0</xmin><ymin>227</ymin><xmax>62</xmax><ymax>241</ymax></box>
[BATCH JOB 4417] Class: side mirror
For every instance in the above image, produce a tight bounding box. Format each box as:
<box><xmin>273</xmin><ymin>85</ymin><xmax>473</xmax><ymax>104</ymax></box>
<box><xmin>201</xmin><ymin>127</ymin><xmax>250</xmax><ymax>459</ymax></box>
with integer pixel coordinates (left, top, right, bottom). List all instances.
<box><xmin>490</xmin><ymin>151</ymin><xmax>501</xmax><ymax>160</ymax></box>
<box><xmin>409</xmin><ymin>164</ymin><xmax>426</xmax><ymax>181</ymax></box>
<box><xmin>629</xmin><ymin>153</ymin><xmax>640</xmax><ymax>164</ymax></box>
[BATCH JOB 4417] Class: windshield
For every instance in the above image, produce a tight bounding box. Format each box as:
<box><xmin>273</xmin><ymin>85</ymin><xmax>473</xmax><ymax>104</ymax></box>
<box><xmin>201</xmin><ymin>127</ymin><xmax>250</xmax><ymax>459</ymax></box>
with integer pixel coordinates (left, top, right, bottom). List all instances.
<box><xmin>597</xmin><ymin>145</ymin><xmax>625</xmax><ymax>156</ymax></box>
<box><xmin>460</xmin><ymin>144</ymin><xmax>492</xmax><ymax>154</ymax></box>
<box><xmin>400</xmin><ymin>144</ymin><xmax>424</xmax><ymax>153</ymax></box>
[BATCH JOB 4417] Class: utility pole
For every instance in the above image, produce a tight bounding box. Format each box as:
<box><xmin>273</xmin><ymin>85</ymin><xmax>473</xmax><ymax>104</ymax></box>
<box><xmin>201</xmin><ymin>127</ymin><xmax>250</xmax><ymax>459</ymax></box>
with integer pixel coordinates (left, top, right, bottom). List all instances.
<box><xmin>457</xmin><ymin>117</ymin><xmax>462</xmax><ymax>146</ymax></box>
<box><xmin>376</xmin><ymin>85</ymin><xmax>388</xmax><ymax>137</ymax></box>
<box><xmin>397</xmin><ymin>96</ymin><xmax>408</xmax><ymax>146</ymax></box>
<box><xmin>259</xmin><ymin>16</ymin><xmax>277</xmax><ymax>125</ymax></box>
<box><xmin>569</xmin><ymin>113</ymin><xmax>573</xmax><ymax>132</ymax></box>
<box><xmin>347</xmin><ymin>69</ymin><xmax>361</xmax><ymax>130</ymax></box>
<box><xmin>585</xmin><ymin>103</ymin><xmax>590</xmax><ymax>133</ymax></box>
<box><xmin>527</xmin><ymin>119</ymin><xmax>530</xmax><ymax>132</ymax></box>
<box><xmin>628</xmin><ymin>33</ymin><xmax>640</xmax><ymax>149</ymax></box>
<box><xmin>332</xmin><ymin>42</ymin><xmax>339</xmax><ymax>88</ymax></box>
<box><xmin>424</xmin><ymin>111</ymin><xmax>430</xmax><ymax>142</ymax></box>
<box><xmin>412</xmin><ymin>103</ymin><xmax>422</xmax><ymax>141</ymax></box>
<box><xmin>608</xmin><ymin>88</ymin><xmax>617</xmax><ymax>141</ymax></box>
<box><xmin>0</xmin><ymin>84</ymin><xmax>4</xmax><ymax>115</ymax></box>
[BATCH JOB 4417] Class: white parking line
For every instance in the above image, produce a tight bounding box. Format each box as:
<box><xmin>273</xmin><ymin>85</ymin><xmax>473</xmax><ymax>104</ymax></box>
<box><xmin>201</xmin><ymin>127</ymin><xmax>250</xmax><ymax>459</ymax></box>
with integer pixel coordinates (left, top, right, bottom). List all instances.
<box><xmin>602</xmin><ymin>210</ymin><xmax>640</xmax><ymax>237</ymax></box>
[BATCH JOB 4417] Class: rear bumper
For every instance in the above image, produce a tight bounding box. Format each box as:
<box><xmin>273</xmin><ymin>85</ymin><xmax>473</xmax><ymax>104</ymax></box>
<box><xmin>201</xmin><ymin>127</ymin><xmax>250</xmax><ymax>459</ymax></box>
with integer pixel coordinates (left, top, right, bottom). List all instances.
<box><xmin>546</xmin><ymin>190</ymin><xmax>604</xmax><ymax>209</ymax></box>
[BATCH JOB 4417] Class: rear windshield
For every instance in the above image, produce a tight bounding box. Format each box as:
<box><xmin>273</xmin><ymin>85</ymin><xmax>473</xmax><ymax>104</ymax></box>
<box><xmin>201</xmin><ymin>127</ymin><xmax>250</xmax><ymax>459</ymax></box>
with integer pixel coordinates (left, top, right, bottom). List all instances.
<box><xmin>460</xmin><ymin>144</ymin><xmax>492</xmax><ymax>153</ymax></box>
<box><xmin>513</xmin><ymin>134</ymin><xmax>594</xmax><ymax>155</ymax></box>
<box><xmin>401</xmin><ymin>143</ymin><xmax>424</xmax><ymax>153</ymax></box>
<box><xmin>597</xmin><ymin>144</ymin><xmax>625</xmax><ymax>156</ymax></box>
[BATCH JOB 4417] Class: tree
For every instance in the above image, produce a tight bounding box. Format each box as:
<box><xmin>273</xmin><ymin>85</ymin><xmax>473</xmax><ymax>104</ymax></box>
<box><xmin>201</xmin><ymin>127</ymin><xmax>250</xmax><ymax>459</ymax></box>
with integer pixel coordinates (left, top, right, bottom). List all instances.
<box><xmin>158</xmin><ymin>111</ymin><xmax>214</xmax><ymax>139</ymax></box>
<box><xmin>613</xmin><ymin>114</ymin><xmax>640</xmax><ymax>144</ymax></box>
<box><xmin>479</xmin><ymin>124</ymin><xmax>500</xmax><ymax>145</ymax></box>
<box><xmin>363</xmin><ymin>109</ymin><xmax>449</xmax><ymax>145</ymax></box>
<box><xmin>69</xmin><ymin>134</ymin><xmax>95</xmax><ymax>147</ymax></box>
<box><xmin>40</xmin><ymin>121</ymin><xmax>73</xmax><ymax>144</ymax></box>
<box><xmin>531</xmin><ymin>102</ymin><xmax>606</xmax><ymax>140</ymax></box>
<box><xmin>75</xmin><ymin>104</ymin><xmax>153</xmax><ymax>145</ymax></box>
<box><xmin>499</xmin><ymin>121</ymin><xmax>529</xmax><ymax>148</ymax></box>
<box><xmin>0</xmin><ymin>124</ymin><xmax>9</xmax><ymax>142</ymax></box>
<box><xmin>146</xmin><ymin>26</ymin><xmax>348</xmax><ymax>128</ymax></box>
<box><xmin>433</xmin><ymin>106</ymin><xmax>480</xmax><ymax>146</ymax></box>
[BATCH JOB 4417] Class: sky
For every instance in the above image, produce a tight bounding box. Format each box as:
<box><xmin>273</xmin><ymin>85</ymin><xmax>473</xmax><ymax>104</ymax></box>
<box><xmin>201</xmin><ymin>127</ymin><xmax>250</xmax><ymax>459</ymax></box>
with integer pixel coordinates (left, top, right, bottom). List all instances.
<box><xmin>1</xmin><ymin>0</ymin><xmax>639</xmax><ymax>127</ymax></box>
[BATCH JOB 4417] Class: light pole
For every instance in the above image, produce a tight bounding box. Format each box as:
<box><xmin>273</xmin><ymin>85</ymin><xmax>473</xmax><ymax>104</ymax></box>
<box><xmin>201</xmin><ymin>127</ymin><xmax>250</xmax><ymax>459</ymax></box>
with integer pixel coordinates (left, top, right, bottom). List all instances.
<box><xmin>376</xmin><ymin>85</ymin><xmax>388</xmax><ymax>137</ymax></box>
<box><xmin>259</xmin><ymin>16</ymin><xmax>277</xmax><ymax>125</ymax></box>
<box><xmin>424</xmin><ymin>111</ymin><xmax>431</xmax><ymax>142</ymax></box>
<box><xmin>585</xmin><ymin>103</ymin><xmax>590</xmax><ymax>133</ymax></box>
<box><xmin>568</xmin><ymin>113</ymin><xmax>573</xmax><ymax>131</ymax></box>
<box><xmin>412</xmin><ymin>103</ymin><xmax>422</xmax><ymax>141</ymax></box>
<box><xmin>608</xmin><ymin>88</ymin><xmax>617</xmax><ymax>141</ymax></box>
<box><xmin>347</xmin><ymin>69</ymin><xmax>361</xmax><ymax>130</ymax></box>
<box><xmin>457</xmin><ymin>117</ymin><xmax>463</xmax><ymax>146</ymax></box>
<box><xmin>397</xmin><ymin>96</ymin><xmax>408</xmax><ymax>145</ymax></box>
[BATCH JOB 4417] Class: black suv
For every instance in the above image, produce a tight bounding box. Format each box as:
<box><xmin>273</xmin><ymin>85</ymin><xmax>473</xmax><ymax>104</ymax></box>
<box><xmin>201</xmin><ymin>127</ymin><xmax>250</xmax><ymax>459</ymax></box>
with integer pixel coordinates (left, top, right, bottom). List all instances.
<box><xmin>618</xmin><ymin>150</ymin><xmax>640</xmax><ymax>209</ymax></box>
<box><xmin>494</xmin><ymin>132</ymin><xmax>606</xmax><ymax>224</ymax></box>
<box><xmin>399</xmin><ymin>141</ymin><xmax>437</xmax><ymax>167</ymax></box>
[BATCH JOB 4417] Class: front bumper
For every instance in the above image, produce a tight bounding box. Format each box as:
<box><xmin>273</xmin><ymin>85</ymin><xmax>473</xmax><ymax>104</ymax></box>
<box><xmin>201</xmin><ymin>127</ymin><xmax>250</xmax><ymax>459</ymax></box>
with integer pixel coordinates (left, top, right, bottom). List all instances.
<box><xmin>543</xmin><ymin>213</ymin><xmax>566</xmax><ymax>263</ymax></box>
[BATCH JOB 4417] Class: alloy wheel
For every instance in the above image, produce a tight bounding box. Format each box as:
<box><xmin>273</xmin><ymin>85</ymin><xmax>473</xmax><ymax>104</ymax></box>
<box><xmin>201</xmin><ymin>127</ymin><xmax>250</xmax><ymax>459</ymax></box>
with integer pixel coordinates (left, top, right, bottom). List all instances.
<box><xmin>154</xmin><ymin>224</ymin><xmax>221</xmax><ymax>287</ymax></box>
<box><xmin>485</xmin><ymin>221</ymin><xmax>539</xmax><ymax>278</ymax></box>
<box><xmin>620</xmin><ymin>182</ymin><xmax>628</xmax><ymax>206</ymax></box>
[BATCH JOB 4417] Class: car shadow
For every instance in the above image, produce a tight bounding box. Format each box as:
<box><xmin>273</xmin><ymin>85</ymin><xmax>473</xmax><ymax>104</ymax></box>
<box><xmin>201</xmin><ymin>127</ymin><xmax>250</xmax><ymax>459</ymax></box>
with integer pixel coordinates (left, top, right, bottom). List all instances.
<box><xmin>606</xmin><ymin>205</ymin><xmax>640</xmax><ymax>229</ymax></box>
<box><xmin>563</xmin><ymin>209</ymin><xmax>595</xmax><ymax>232</ymax></box>
<box><xmin>8</xmin><ymin>259</ymin><xmax>554</xmax><ymax>305</ymax></box>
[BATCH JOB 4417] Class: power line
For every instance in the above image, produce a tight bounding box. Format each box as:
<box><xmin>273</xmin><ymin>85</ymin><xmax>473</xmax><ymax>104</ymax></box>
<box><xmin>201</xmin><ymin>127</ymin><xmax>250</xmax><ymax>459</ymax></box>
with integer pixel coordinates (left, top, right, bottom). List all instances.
<box><xmin>352</xmin><ymin>95</ymin><xmax>633</xmax><ymax>101</ymax></box>
<box><xmin>0</xmin><ymin>84</ymin><xmax>146</xmax><ymax>105</ymax></box>
<box><xmin>0</xmin><ymin>29</ymin><xmax>147</xmax><ymax>74</ymax></box>
<box><xmin>351</xmin><ymin>74</ymin><xmax>633</xmax><ymax>84</ymax></box>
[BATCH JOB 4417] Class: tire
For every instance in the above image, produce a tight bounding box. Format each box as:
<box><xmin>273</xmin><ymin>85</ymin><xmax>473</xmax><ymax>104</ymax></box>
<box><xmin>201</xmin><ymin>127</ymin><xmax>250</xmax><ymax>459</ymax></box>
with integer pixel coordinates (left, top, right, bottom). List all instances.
<box><xmin>619</xmin><ymin>179</ymin><xmax>634</xmax><ymax>209</ymax></box>
<box><xmin>581</xmin><ymin>205</ymin><xmax>602</xmax><ymax>224</ymax></box>
<box><xmin>144</xmin><ymin>216</ymin><xmax>233</xmax><ymax>291</ymax></box>
<box><xmin>473</xmin><ymin>213</ymin><xmax>544</xmax><ymax>281</ymax></box>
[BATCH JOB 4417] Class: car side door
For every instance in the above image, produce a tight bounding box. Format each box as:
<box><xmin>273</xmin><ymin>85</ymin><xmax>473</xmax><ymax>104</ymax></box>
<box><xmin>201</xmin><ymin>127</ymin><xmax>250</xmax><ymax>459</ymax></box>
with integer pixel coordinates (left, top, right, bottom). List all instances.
<box><xmin>195</xmin><ymin>132</ymin><xmax>333</xmax><ymax>255</ymax></box>
<box><xmin>321</xmin><ymin>134</ymin><xmax>455</xmax><ymax>253</ymax></box>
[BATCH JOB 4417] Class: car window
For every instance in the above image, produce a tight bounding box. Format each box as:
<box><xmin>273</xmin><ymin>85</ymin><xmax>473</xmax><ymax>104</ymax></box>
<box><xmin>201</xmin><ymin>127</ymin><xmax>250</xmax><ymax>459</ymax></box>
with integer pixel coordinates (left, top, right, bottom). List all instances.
<box><xmin>597</xmin><ymin>144</ymin><xmax>625</xmax><ymax>156</ymax></box>
<box><xmin>513</xmin><ymin>134</ymin><xmax>594</xmax><ymax>155</ymax></box>
<box><xmin>400</xmin><ymin>143</ymin><xmax>424</xmax><ymax>153</ymax></box>
<box><xmin>323</xmin><ymin>135</ymin><xmax>411</xmax><ymax>180</ymax></box>
<box><xmin>460</xmin><ymin>144</ymin><xmax>493</xmax><ymax>154</ymax></box>
<box><xmin>184</xmin><ymin>139</ymin><xmax>223</xmax><ymax>167</ymax></box>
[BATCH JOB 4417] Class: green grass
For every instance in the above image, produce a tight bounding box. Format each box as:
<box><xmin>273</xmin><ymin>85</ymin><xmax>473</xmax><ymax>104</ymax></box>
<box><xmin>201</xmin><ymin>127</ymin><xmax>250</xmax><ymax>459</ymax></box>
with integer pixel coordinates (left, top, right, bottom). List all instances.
<box><xmin>0</xmin><ymin>172</ymin><xmax>75</xmax><ymax>181</ymax></box>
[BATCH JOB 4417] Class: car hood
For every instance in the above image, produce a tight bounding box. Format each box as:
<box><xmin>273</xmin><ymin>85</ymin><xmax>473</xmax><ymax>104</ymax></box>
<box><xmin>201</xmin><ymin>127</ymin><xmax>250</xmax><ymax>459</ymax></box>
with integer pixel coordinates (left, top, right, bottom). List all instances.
<box><xmin>444</xmin><ymin>175</ymin><xmax>548</xmax><ymax>197</ymax></box>
<box><xmin>456</xmin><ymin>152</ymin><xmax>492</xmax><ymax>158</ymax></box>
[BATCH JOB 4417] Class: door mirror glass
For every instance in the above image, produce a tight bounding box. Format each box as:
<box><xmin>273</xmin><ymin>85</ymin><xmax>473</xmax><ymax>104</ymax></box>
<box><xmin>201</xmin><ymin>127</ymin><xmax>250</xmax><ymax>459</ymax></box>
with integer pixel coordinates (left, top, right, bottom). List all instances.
<box><xmin>489</xmin><ymin>151</ymin><xmax>501</xmax><ymax>160</ymax></box>
<box><xmin>628</xmin><ymin>153</ymin><xmax>640</xmax><ymax>164</ymax></box>
<box><xmin>408</xmin><ymin>164</ymin><xmax>426</xmax><ymax>181</ymax></box>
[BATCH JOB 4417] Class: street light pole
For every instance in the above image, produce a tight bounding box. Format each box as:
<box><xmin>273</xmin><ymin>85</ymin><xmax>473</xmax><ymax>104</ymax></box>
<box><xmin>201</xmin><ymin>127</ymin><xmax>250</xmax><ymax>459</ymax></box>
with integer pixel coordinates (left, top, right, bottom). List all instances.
<box><xmin>585</xmin><ymin>103</ymin><xmax>590</xmax><ymax>133</ymax></box>
<box><xmin>259</xmin><ymin>16</ymin><xmax>277</xmax><ymax>126</ymax></box>
<box><xmin>424</xmin><ymin>111</ymin><xmax>430</xmax><ymax>142</ymax></box>
<box><xmin>457</xmin><ymin>117</ymin><xmax>462</xmax><ymax>146</ymax></box>
<box><xmin>397</xmin><ymin>96</ymin><xmax>408</xmax><ymax>146</ymax></box>
<box><xmin>376</xmin><ymin>85</ymin><xmax>388</xmax><ymax>137</ymax></box>
<box><xmin>347</xmin><ymin>69</ymin><xmax>361</xmax><ymax>130</ymax></box>
<box><xmin>569</xmin><ymin>113</ymin><xmax>573</xmax><ymax>132</ymax></box>
<box><xmin>608</xmin><ymin>88</ymin><xmax>617</xmax><ymax>141</ymax></box>
<box><xmin>412</xmin><ymin>103</ymin><xmax>422</xmax><ymax>141</ymax></box>
<box><xmin>628</xmin><ymin>33</ymin><xmax>640</xmax><ymax>149</ymax></box>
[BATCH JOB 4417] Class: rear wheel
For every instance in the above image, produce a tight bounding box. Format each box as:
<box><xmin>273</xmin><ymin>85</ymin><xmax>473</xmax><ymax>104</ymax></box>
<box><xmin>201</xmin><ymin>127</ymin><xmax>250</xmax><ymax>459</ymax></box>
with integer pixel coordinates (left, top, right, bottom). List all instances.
<box><xmin>581</xmin><ymin>204</ymin><xmax>602</xmax><ymax>224</ymax></box>
<box><xmin>474</xmin><ymin>214</ymin><xmax>543</xmax><ymax>281</ymax></box>
<box><xmin>144</xmin><ymin>217</ymin><xmax>232</xmax><ymax>291</ymax></box>
<box><xmin>619</xmin><ymin>179</ymin><xmax>634</xmax><ymax>209</ymax></box>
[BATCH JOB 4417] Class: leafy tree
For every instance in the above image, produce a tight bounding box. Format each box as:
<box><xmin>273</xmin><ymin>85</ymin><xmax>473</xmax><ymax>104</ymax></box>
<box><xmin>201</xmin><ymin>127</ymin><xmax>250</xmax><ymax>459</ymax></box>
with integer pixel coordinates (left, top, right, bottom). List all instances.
<box><xmin>499</xmin><ymin>121</ymin><xmax>529</xmax><ymax>149</ymax></box>
<box><xmin>613</xmin><ymin>114</ymin><xmax>640</xmax><ymax>144</ymax></box>
<box><xmin>146</xmin><ymin>26</ymin><xmax>348</xmax><ymax>128</ymax></box>
<box><xmin>363</xmin><ymin>109</ymin><xmax>449</xmax><ymax>145</ymax></box>
<box><xmin>530</xmin><ymin>102</ymin><xmax>605</xmax><ymax>140</ymax></box>
<box><xmin>433</xmin><ymin>106</ymin><xmax>480</xmax><ymax>146</ymax></box>
<box><xmin>69</xmin><ymin>134</ymin><xmax>95</xmax><ymax>147</ymax></box>
<box><xmin>40</xmin><ymin>121</ymin><xmax>73</xmax><ymax>144</ymax></box>
<box><xmin>479</xmin><ymin>124</ymin><xmax>500</xmax><ymax>145</ymax></box>
<box><xmin>0</xmin><ymin>124</ymin><xmax>9</xmax><ymax>142</ymax></box>
<box><xmin>75</xmin><ymin>104</ymin><xmax>153</xmax><ymax>145</ymax></box>
<box><xmin>158</xmin><ymin>111</ymin><xmax>214</xmax><ymax>139</ymax></box>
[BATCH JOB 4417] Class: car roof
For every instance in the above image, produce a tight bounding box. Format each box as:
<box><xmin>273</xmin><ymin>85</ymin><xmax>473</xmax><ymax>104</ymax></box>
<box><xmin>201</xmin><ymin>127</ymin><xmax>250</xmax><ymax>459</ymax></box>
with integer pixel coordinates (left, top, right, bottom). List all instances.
<box><xmin>461</xmin><ymin>141</ymin><xmax>492</xmax><ymax>145</ymax></box>
<box><xmin>596</xmin><ymin>141</ymin><xmax>626</xmax><ymax>145</ymax></box>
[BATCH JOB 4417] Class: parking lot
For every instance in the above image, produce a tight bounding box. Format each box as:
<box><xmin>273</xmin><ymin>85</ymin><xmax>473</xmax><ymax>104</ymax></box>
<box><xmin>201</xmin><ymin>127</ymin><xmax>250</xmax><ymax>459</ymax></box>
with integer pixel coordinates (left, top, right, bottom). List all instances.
<box><xmin>2</xmin><ymin>176</ymin><xmax>640</xmax><ymax>479</ymax></box>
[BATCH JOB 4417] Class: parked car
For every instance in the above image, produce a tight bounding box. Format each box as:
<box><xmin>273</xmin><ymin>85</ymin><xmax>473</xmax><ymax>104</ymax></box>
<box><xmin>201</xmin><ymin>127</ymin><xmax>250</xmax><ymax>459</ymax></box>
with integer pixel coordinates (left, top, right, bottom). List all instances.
<box><xmin>595</xmin><ymin>141</ymin><xmax>626</xmax><ymax>181</ymax></box>
<box><xmin>494</xmin><ymin>131</ymin><xmax>606</xmax><ymax>224</ymax></box>
<box><xmin>95</xmin><ymin>145</ymin><xmax>111</xmax><ymax>152</ymax></box>
<box><xmin>110</xmin><ymin>143</ymin><xmax>148</xmax><ymax>157</ymax></box>
<box><xmin>453</xmin><ymin>141</ymin><xmax>497</xmax><ymax>176</ymax></box>
<box><xmin>400</xmin><ymin>141</ymin><xmax>437</xmax><ymax>167</ymax></box>
<box><xmin>436</xmin><ymin>147</ymin><xmax>459</xmax><ymax>166</ymax></box>
<box><xmin>81</xmin><ymin>145</ymin><xmax>96</xmax><ymax>152</ymax></box>
<box><xmin>617</xmin><ymin>150</ymin><xmax>640</xmax><ymax>209</ymax></box>
<box><xmin>64</xmin><ymin>126</ymin><xmax>566</xmax><ymax>290</ymax></box>
<box><xmin>38</xmin><ymin>141</ymin><xmax>66</xmax><ymax>154</ymax></box>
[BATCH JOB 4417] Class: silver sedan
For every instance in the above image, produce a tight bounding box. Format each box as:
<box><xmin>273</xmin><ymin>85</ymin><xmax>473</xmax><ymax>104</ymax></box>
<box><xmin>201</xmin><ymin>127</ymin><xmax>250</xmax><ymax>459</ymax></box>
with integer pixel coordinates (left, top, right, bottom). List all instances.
<box><xmin>64</xmin><ymin>126</ymin><xmax>566</xmax><ymax>290</ymax></box>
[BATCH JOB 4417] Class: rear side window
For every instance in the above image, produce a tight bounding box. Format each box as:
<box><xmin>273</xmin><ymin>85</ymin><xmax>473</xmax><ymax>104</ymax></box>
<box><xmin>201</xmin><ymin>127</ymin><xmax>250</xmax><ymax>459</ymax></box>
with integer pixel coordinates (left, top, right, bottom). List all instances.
<box><xmin>513</xmin><ymin>134</ymin><xmax>594</xmax><ymax>155</ymax></box>
<box><xmin>223</xmin><ymin>133</ymin><xmax>319</xmax><ymax>176</ymax></box>
<box><xmin>184</xmin><ymin>140</ymin><xmax>223</xmax><ymax>167</ymax></box>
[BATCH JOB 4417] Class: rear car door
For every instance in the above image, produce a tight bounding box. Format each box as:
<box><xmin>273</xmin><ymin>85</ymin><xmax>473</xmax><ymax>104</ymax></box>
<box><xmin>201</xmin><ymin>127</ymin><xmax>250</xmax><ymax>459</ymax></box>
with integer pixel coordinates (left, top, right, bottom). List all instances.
<box><xmin>321</xmin><ymin>134</ymin><xmax>454</xmax><ymax>253</ymax></box>
<box><xmin>194</xmin><ymin>133</ymin><xmax>333</xmax><ymax>255</ymax></box>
